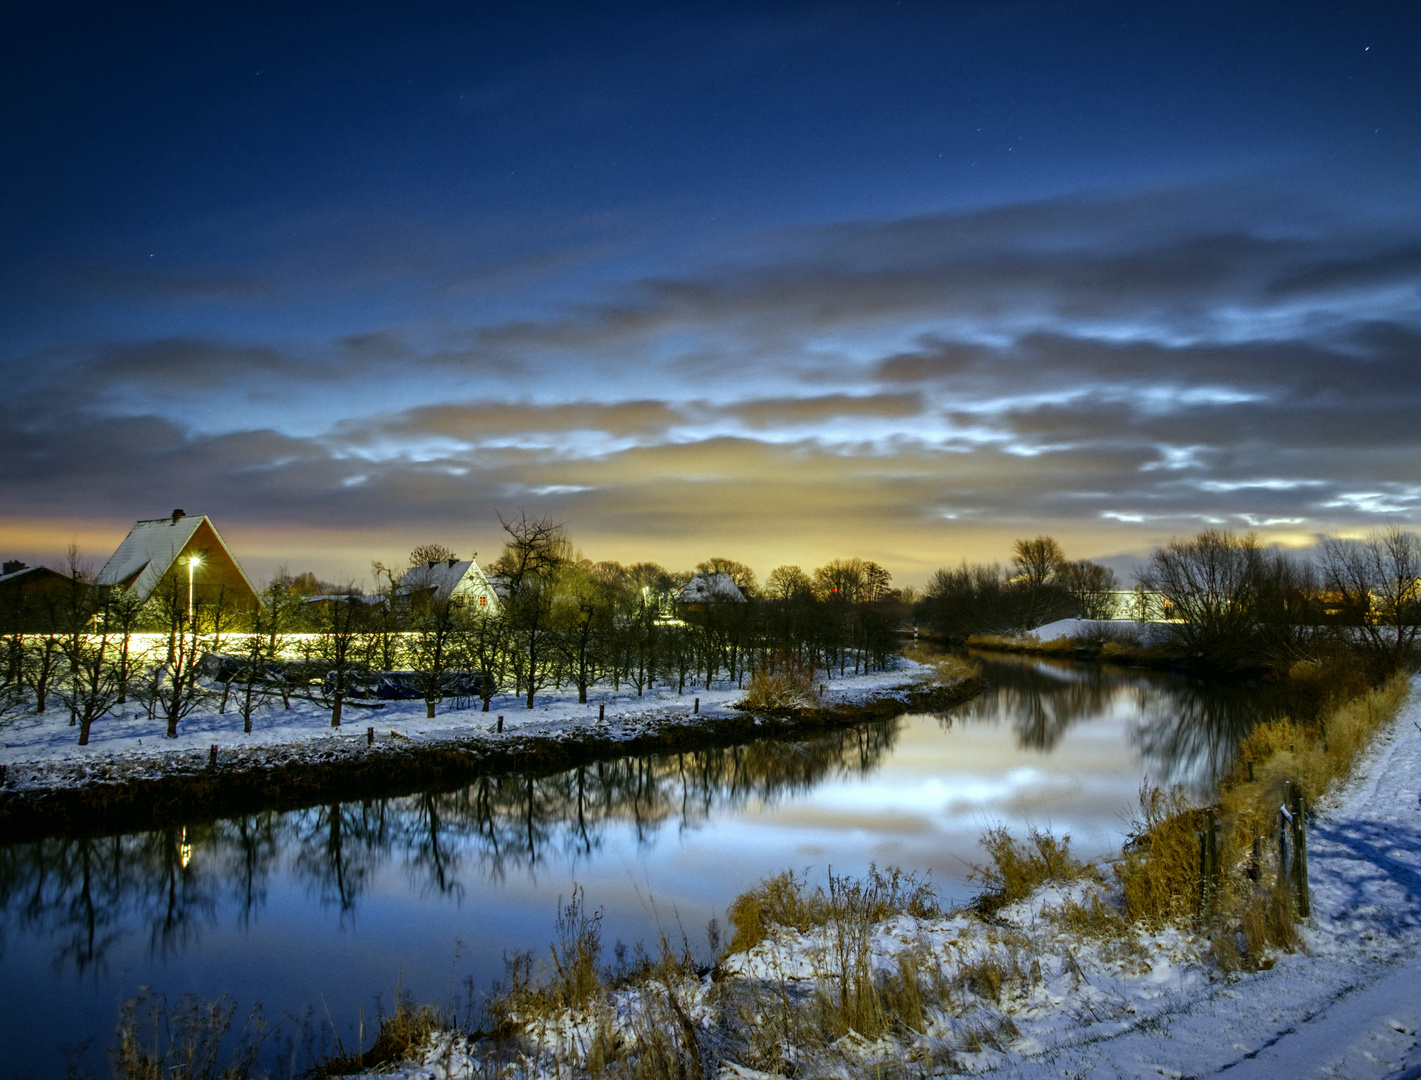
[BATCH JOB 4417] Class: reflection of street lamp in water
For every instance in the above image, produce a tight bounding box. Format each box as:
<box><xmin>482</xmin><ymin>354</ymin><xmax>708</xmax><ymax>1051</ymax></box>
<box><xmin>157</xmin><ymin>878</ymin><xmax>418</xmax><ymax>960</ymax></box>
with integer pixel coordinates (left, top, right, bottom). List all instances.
<box><xmin>186</xmin><ymin>553</ymin><xmax>203</xmax><ymax>629</ymax></box>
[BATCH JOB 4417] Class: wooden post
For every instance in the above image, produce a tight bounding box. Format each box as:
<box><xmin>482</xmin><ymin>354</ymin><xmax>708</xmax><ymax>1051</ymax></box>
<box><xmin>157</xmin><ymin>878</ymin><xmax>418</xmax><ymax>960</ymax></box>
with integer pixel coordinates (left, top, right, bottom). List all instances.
<box><xmin>599</xmin><ymin>703</ymin><xmax>605</xmax><ymax>721</ymax></box>
<box><xmin>497</xmin><ymin>715</ymin><xmax>503</xmax><ymax>733</ymax></box>
<box><xmin>367</xmin><ymin>726</ymin><xmax>374</xmax><ymax>746</ymax></box>
<box><xmin>1290</xmin><ymin>785</ymin><xmax>1310</xmax><ymax>917</ymax></box>
<box><xmin>1200</xmin><ymin>806</ymin><xmax>1219</xmax><ymax>917</ymax></box>
<box><xmin>693</xmin><ymin>697</ymin><xmax>699</xmax><ymax>714</ymax></box>
<box><xmin>208</xmin><ymin>745</ymin><xmax>218</xmax><ymax>769</ymax></box>
<box><xmin>1278</xmin><ymin>781</ymin><xmax>1291</xmax><ymax>893</ymax></box>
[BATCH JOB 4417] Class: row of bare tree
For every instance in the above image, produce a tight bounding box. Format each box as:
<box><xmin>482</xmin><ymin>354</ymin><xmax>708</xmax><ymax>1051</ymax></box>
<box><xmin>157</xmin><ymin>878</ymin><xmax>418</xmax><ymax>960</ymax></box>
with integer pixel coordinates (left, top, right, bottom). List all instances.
<box><xmin>0</xmin><ymin>517</ymin><xmax>909</xmax><ymax>742</ymax></box>
<box><xmin>919</xmin><ymin>528</ymin><xmax>1421</xmax><ymax>675</ymax></box>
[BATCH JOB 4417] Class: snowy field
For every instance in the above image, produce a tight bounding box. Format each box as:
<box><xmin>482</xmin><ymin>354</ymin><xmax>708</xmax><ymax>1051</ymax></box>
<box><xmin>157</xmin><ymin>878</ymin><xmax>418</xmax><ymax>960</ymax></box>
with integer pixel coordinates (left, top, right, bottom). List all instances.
<box><xmin>0</xmin><ymin>659</ymin><xmax>925</xmax><ymax>785</ymax></box>
<box><xmin>365</xmin><ymin>678</ymin><xmax>1421</xmax><ymax>1080</ymax></box>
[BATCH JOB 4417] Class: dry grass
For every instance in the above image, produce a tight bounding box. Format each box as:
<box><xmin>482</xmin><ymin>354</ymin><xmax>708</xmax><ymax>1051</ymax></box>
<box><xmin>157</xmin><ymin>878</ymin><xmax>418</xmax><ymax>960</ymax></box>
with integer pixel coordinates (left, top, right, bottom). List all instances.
<box><xmin>740</xmin><ymin>667</ymin><xmax>815</xmax><ymax>710</ymax></box>
<box><xmin>1221</xmin><ymin>671</ymin><xmax>1409</xmax><ymax>846</ymax></box>
<box><xmin>1111</xmin><ymin>672</ymin><xmax>1409</xmax><ymax>967</ymax></box>
<box><xmin>1115</xmin><ymin>787</ymin><xmax>1209</xmax><ymax>928</ymax></box>
<box><xmin>971</xmin><ymin>825</ymin><xmax>1098</xmax><ymax>916</ymax></box>
<box><xmin>315</xmin><ymin>994</ymin><xmax>449</xmax><ymax>1078</ymax></box>
<box><xmin>726</xmin><ymin>865</ymin><xmax>941</xmax><ymax>955</ymax></box>
<box><xmin>490</xmin><ymin>886</ymin><xmax>606</xmax><ymax>1030</ymax></box>
<box><xmin>112</xmin><ymin>990</ymin><xmax>266</xmax><ymax>1080</ymax></box>
<box><xmin>905</xmin><ymin>647</ymin><xmax>983</xmax><ymax>685</ymax></box>
<box><xmin>965</xmin><ymin>633</ymin><xmax>1079</xmax><ymax>655</ymax></box>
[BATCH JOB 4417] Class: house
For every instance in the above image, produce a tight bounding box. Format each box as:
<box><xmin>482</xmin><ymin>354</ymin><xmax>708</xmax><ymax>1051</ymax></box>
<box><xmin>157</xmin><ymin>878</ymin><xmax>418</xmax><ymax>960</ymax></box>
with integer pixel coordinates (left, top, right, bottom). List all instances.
<box><xmin>397</xmin><ymin>557</ymin><xmax>501</xmax><ymax>612</ymax></box>
<box><xmin>0</xmin><ymin>562</ymin><xmax>84</xmax><ymax>631</ymax></box>
<box><xmin>676</xmin><ymin>571</ymin><xmax>746</xmax><ymax>613</ymax></box>
<box><xmin>96</xmin><ymin>509</ymin><xmax>262</xmax><ymax>611</ymax></box>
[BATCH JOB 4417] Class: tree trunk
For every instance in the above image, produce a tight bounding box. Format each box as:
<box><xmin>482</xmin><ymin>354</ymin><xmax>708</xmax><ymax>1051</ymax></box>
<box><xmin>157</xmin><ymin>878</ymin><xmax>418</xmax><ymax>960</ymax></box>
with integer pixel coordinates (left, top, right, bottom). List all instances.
<box><xmin>427</xmin><ymin>699</ymin><xmax>437</xmax><ymax>718</ymax></box>
<box><xmin>331</xmin><ymin>694</ymin><xmax>343</xmax><ymax>727</ymax></box>
<box><xmin>78</xmin><ymin>717</ymin><xmax>92</xmax><ymax>746</ymax></box>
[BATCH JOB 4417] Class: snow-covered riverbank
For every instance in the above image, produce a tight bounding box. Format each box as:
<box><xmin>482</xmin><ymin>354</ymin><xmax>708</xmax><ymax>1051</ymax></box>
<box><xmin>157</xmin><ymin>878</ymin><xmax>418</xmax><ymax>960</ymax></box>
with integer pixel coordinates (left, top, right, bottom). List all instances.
<box><xmin>0</xmin><ymin>660</ymin><xmax>978</xmax><ymax>837</ymax></box>
<box><xmin>358</xmin><ymin>677</ymin><xmax>1421</xmax><ymax>1080</ymax></box>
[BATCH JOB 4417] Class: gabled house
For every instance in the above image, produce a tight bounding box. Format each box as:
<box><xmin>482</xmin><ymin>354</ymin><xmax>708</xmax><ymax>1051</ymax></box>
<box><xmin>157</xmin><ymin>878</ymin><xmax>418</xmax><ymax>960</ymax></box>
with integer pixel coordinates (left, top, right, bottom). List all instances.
<box><xmin>96</xmin><ymin>509</ymin><xmax>262</xmax><ymax>611</ymax></box>
<box><xmin>0</xmin><ymin>562</ymin><xmax>84</xmax><ymax>631</ymax></box>
<box><xmin>676</xmin><ymin>571</ymin><xmax>747</xmax><ymax>614</ymax></box>
<box><xmin>397</xmin><ymin>557</ymin><xmax>501</xmax><ymax>612</ymax></box>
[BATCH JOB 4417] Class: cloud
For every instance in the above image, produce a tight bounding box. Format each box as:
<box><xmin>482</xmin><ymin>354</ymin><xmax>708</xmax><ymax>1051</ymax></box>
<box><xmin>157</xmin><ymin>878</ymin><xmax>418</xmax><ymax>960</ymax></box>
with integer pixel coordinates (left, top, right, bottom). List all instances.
<box><xmin>5</xmin><ymin>183</ymin><xmax>1421</xmax><ymax>580</ymax></box>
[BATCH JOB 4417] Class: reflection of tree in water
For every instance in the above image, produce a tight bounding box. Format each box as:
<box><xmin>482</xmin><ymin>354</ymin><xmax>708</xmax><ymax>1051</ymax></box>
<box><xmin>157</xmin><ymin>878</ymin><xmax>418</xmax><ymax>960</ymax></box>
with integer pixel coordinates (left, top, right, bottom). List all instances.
<box><xmin>1130</xmin><ymin>678</ymin><xmax>1282</xmax><ymax>798</ymax></box>
<box><xmin>0</xmin><ymin>722</ymin><xmax>899</xmax><ymax>974</ymax></box>
<box><xmin>940</xmin><ymin>652</ymin><xmax>1278</xmax><ymax>796</ymax></box>
<box><xmin>0</xmin><ymin>827</ymin><xmax>223</xmax><ymax>976</ymax></box>
<box><xmin>947</xmin><ymin>656</ymin><xmax>1117</xmax><ymax>751</ymax></box>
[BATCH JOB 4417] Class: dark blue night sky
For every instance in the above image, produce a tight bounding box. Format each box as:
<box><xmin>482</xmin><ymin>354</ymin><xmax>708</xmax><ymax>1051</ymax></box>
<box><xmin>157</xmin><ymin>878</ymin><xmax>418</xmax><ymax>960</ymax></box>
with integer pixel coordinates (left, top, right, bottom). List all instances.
<box><xmin>4</xmin><ymin>2</ymin><xmax>1419</xmax><ymax>582</ymax></box>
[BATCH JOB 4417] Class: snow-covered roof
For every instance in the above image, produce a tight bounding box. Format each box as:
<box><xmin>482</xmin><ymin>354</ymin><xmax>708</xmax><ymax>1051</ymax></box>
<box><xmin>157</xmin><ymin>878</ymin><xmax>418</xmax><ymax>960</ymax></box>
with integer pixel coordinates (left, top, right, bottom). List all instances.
<box><xmin>96</xmin><ymin>512</ymin><xmax>260</xmax><ymax>605</ymax></box>
<box><xmin>397</xmin><ymin>559</ymin><xmax>500</xmax><ymax>608</ymax></box>
<box><xmin>678</xmin><ymin>572</ymin><xmax>746</xmax><ymax>604</ymax></box>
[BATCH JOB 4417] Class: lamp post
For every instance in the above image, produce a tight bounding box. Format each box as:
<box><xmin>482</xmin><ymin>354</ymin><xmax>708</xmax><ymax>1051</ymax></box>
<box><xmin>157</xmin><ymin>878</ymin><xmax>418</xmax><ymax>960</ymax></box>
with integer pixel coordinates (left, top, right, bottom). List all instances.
<box><xmin>186</xmin><ymin>553</ymin><xmax>203</xmax><ymax>629</ymax></box>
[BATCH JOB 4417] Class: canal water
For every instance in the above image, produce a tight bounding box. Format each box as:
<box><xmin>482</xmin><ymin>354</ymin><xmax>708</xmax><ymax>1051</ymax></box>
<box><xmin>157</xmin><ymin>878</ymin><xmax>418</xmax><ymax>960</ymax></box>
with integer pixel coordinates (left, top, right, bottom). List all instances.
<box><xmin>0</xmin><ymin>654</ymin><xmax>1275</xmax><ymax>1076</ymax></box>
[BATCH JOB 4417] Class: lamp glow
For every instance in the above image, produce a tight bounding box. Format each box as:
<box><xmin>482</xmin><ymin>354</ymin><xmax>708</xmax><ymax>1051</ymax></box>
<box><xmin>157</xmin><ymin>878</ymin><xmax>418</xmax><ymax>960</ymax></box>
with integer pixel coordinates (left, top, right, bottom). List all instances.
<box><xmin>186</xmin><ymin>553</ymin><xmax>203</xmax><ymax>628</ymax></box>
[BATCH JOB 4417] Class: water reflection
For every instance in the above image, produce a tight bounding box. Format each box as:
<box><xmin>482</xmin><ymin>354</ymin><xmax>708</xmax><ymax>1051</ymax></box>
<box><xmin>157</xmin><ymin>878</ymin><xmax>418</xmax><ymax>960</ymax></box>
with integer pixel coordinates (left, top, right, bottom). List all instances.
<box><xmin>963</xmin><ymin>652</ymin><xmax>1280</xmax><ymax>796</ymax></box>
<box><xmin>0</xmin><ymin>725</ymin><xmax>899</xmax><ymax>978</ymax></box>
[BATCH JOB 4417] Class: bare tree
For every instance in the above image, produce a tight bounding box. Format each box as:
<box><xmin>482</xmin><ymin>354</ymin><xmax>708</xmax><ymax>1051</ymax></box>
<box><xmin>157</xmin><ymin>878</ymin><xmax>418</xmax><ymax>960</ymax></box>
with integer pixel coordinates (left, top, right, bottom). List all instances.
<box><xmin>1320</xmin><ymin>526</ymin><xmax>1421</xmax><ymax>675</ymax></box>
<box><xmin>1062</xmin><ymin>560</ymin><xmax>1118</xmax><ymax>620</ymax></box>
<box><xmin>765</xmin><ymin>565</ymin><xmax>813</xmax><ymax>602</ymax></box>
<box><xmin>489</xmin><ymin>512</ymin><xmax>571</xmax><ymax>708</ymax></box>
<box><xmin>408</xmin><ymin>587</ymin><xmax>464</xmax><ymax>719</ymax></box>
<box><xmin>315</xmin><ymin>591</ymin><xmax>369</xmax><ymax>727</ymax></box>
<box><xmin>1012</xmin><ymin>536</ymin><xmax>1067</xmax><ymax>588</ymax></box>
<box><xmin>408</xmin><ymin>543</ymin><xmax>458</xmax><ymax>569</ymax></box>
<box><xmin>1136</xmin><ymin>529</ymin><xmax>1272</xmax><ymax>671</ymax></box>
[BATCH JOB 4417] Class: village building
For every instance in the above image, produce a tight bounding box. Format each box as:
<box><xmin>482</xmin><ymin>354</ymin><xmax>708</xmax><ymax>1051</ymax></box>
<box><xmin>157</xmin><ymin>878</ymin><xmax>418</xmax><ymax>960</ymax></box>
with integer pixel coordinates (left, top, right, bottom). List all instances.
<box><xmin>676</xmin><ymin>571</ymin><xmax>747</xmax><ymax>614</ymax></box>
<box><xmin>95</xmin><ymin>510</ymin><xmax>262</xmax><ymax>612</ymax></box>
<box><xmin>0</xmin><ymin>562</ymin><xmax>84</xmax><ymax>631</ymax></box>
<box><xmin>397</xmin><ymin>557</ymin><xmax>501</xmax><ymax>612</ymax></box>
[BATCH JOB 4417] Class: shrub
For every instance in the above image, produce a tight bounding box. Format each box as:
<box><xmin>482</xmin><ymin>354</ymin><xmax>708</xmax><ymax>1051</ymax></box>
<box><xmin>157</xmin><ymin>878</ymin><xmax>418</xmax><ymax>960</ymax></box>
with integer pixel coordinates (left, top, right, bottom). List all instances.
<box><xmin>971</xmin><ymin>826</ymin><xmax>1096</xmax><ymax>915</ymax></box>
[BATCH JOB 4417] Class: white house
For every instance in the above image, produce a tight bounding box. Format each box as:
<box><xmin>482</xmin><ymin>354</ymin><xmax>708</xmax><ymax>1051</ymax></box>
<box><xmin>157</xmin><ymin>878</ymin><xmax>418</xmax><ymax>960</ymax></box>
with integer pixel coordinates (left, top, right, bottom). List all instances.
<box><xmin>397</xmin><ymin>558</ymin><xmax>501</xmax><ymax>612</ymax></box>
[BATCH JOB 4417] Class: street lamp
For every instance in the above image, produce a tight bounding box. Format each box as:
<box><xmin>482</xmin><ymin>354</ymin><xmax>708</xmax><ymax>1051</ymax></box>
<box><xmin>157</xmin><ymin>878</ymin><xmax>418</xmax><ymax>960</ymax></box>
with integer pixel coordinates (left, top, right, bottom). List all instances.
<box><xmin>186</xmin><ymin>553</ymin><xmax>203</xmax><ymax>628</ymax></box>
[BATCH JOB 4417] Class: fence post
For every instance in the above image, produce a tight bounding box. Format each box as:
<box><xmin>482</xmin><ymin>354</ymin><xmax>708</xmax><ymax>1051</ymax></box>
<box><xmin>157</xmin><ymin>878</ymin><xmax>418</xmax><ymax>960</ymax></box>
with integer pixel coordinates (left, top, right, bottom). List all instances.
<box><xmin>1200</xmin><ymin>806</ymin><xmax>1219</xmax><ymax>917</ymax></box>
<box><xmin>497</xmin><ymin>715</ymin><xmax>503</xmax><ymax>733</ymax></box>
<box><xmin>367</xmin><ymin>726</ymin><xmax>374</xmax><ymax>746</ymax></box>
<box><xmin>1278</xmin><ymin>781</ymin><xmax>1291</xmax><ymax>895</ymax></box>
<box><xmin>1290</xmin><ymin>784</ymin><xmax>1310</xmax><ymax>917</ymax></box>
<box><xmin>599</xmin><ymin>703</ymin><xmax>605</xmax><ymax>721</ymax></box>
<box><xmin>693</xmin><ymin>697</ymin><xmax>699</xmax><ymax>715</ymax></box>
<box><xmin>208</xmin><ymin>745</ymin><xmax>218</xmax><ymax>770</ymax></box>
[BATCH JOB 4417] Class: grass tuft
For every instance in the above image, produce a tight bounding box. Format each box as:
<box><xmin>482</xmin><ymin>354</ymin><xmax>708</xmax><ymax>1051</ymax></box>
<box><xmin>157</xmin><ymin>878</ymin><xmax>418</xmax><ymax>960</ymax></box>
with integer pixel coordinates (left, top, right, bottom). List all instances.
<box><xmin>971</xmin><ymin>825</ymin><xmax>1097</xmax><ymax>916</ymax></box>
<box><xmin>726</xmin><ymin>865</ymin><xmax>941</xmax><ymax>955</ymax></box>
<box><xmin>112</xmin><ymin>990</ymin><xmax>266</xmax><ymax>1080</ymax></box>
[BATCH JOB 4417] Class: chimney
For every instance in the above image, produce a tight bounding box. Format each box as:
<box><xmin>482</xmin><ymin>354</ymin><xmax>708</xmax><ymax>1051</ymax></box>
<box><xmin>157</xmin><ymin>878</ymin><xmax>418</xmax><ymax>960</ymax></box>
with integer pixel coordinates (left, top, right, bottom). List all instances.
<box><xmin>448</xmin><ymin>557</ymin><xmax>458</xmax><ymax>567</ymax></box>
<box><xmin>171</xmin><ymin>509</ymin><xmax>186</xmax><ymax>524</ymax></box>
<box><xmin>2</xmin><ymin>560</ymin><xmax>25</xmax><ymax>575</ymax></box>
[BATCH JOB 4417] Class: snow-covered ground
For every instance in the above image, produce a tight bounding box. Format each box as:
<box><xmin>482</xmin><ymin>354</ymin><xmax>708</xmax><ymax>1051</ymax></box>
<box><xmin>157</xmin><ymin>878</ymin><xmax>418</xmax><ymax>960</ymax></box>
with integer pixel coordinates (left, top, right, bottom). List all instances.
<box><xmin>365</xmin><ymin>677</ymin><xmax>1421</xmax><ymax>1080</ymax></box>
<box><xmin>0</xmin><ymin>660</ymin><xmax>926</xmax><ymax>788</ymax></box>
<box><xmin>1023</xmin><ymin>618</ymin><xmax>1175</xmax><ymax>646</ymax></box>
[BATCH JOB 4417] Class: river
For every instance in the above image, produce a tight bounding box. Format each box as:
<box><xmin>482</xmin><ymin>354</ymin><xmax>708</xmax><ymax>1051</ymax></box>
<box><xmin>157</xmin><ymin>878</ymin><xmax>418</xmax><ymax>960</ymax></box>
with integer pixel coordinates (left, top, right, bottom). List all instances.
<box><xmin>0</xmin><ymin>653</ymin><xmax>1277</xmax><ymax>1076</ymax></box>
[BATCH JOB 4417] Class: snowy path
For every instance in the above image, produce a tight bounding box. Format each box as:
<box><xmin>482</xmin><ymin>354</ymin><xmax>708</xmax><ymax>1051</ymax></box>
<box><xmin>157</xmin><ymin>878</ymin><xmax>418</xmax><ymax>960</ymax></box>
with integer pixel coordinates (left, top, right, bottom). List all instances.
<box><xmin>1003</xmin><ymin>679</ymin><xmax>1421</xmax><ymax>1080</ymax></box>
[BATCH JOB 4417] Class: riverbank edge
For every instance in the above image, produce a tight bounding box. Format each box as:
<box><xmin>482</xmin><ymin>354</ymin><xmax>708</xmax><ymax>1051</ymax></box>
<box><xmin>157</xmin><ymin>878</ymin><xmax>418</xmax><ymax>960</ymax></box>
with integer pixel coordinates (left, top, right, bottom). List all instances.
<box><xmin>0</xmin><ymin>676</ymin><xmax>984</xmax><ymax>842</ymax></box>
<box><xmin>338</xmin><ymin>675</ymin><xmax>1421</xmax><ymax>1080</ymax></box>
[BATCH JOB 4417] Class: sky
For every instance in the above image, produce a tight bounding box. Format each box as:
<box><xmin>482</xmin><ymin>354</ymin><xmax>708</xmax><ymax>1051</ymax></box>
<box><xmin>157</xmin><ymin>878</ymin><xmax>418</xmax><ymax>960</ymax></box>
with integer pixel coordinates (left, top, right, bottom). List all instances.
<box><xmin>3</xmin><ymin>1</ymin><xmax>1419</xmax><ymax>588</ymax></box>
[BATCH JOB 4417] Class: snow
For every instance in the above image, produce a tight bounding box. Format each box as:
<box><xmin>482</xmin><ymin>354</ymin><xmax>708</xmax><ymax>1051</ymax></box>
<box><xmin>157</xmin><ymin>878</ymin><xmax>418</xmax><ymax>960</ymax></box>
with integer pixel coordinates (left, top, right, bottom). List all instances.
<box><xmin>1026</xmin><ymin>618</ymin><xmax>1174</xmax><ymax>645</ymax></box>
<box><xmin>0</xmin><ymin>651</ymin><xmax>923</xmax><ymax>790</ymax></box>
<box><xmin>345</xmin><ymin>677</ymin><xmax>1421</xmax><ymax>1080</ymax></box>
